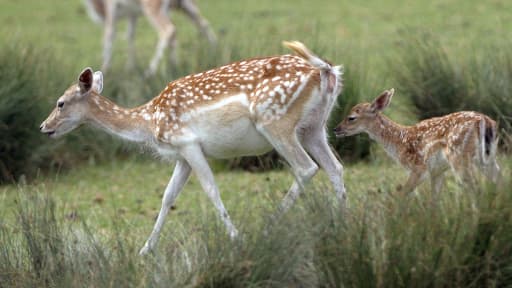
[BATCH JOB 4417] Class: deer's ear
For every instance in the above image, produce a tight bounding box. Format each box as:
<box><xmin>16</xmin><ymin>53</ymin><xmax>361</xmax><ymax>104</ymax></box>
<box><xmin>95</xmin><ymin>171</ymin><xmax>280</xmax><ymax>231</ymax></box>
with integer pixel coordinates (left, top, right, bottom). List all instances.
<box><xmin>92</xmin><ymin>71</ymin><xmax>103</xmax><ymax>94</ymax></box>
<box><xmin>78</xmin><ymin>67</ymin><xmax>94</xmax><ymax>94</ymax></box>
<box><xmin>370</xmin><ymin>88</ymin><xmax>394</xmax><ymax>112</ymax></box>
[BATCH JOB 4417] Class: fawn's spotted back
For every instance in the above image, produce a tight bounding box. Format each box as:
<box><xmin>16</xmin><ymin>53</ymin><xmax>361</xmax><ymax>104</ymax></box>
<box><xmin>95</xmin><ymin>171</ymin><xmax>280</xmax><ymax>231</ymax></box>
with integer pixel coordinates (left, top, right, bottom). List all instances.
<box><xmin>335</xmin><ymin>88</ymin><xmax>500</xmax><ymax>194</ymax></box>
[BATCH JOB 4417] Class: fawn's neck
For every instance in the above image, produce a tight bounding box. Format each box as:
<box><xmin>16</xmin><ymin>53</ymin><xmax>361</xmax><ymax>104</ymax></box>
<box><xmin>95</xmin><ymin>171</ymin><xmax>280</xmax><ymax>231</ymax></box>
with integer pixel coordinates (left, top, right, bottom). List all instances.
<box><xmin>365</xmin><ymin>114</ymin><xmax>410</xmax><ymax>161</ymax></box>
<box><xmin>86</xmin><ymin>93</ymin><xmax>155</xmax><ymax>143</ymax></box>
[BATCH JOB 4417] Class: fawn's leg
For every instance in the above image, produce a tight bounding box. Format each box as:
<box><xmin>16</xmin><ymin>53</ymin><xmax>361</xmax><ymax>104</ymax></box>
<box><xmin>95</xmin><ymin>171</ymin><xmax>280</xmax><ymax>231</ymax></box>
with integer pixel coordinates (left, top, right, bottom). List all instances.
<box><xmin>400</xmin><ymin>170</ymin><xmax>425</xmax><ymax>195</ymax></box>
<box><xmin>430</xmin><ymin>170</ymin><xmax>446</xmax><ymax>204</ymax></box>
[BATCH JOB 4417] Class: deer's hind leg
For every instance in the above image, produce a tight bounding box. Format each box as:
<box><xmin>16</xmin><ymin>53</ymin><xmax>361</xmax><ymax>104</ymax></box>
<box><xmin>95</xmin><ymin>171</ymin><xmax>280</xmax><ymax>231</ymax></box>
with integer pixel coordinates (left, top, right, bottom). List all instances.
<box><xmin>179</xmin><ymin>0</ymin><xmax>217</xmax><ymax>44</ymax></box>
<box><xmin>301</xmin><ymin>128</ymin><xmax>346</xmax><ymax>206</ymax></box>
<box><xmin>141</xmin><ymin>2</ymin><xmax>177</xmax><ymax>75</ymax></box>
<box><xmin>256</xmin><ymin>122</ymin><xmax>318</xmax><ymax>215</ymax></box>
<box><xmin>483</xmin><ymin>160</ymin><xmax>501</xmax><ymax>184</ymax></box>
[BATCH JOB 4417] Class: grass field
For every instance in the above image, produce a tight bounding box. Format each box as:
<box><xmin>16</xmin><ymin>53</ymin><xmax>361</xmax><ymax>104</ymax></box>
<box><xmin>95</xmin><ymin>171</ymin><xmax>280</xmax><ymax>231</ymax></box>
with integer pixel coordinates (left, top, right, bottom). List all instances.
<box><xmin>1</xmin><ymin>0</ymin><xmax>512</xmax><ymax>286</ymax></box>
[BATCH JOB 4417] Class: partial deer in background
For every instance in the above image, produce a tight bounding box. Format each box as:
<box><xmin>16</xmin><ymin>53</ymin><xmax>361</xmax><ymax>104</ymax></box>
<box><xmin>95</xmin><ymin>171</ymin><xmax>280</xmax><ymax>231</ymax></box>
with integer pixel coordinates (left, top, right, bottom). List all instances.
<box><xmin>83</xmin><ymin>0</ymin><xmax>217</xmax><ymax>75</ymax></box>
<box><xmin>334</xmin><ymin>88</ymin><xmax>501</xmax><ymax>195</ymax></box>
<box><xmin>40</xmin><ymin>41</ymin><xmax>345</xmax><ymax>255</ymax></box>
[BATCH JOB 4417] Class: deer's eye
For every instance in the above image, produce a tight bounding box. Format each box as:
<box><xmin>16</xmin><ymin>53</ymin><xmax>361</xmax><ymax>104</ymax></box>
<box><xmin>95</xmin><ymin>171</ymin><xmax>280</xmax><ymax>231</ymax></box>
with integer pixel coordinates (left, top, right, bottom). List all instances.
<box><xmin>57</xmin><ymin>101</ymin><xmax>65</xmax><ymax>109</ymax></box>
<box><xmin>348</xmin><ymin>116</ymin><xmax>357</xmax><ymax>122</ymax></box>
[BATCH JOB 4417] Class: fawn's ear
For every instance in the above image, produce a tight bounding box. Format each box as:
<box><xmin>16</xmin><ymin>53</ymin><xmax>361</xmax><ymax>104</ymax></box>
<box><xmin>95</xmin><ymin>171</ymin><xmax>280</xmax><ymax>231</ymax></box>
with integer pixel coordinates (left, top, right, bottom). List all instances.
<box><xmin>370</xmin><ymin>88</ymin><xmax>394</xmax><ymax>112</ymax></box>
<box><xmin>92</xmin><ymin>71</ymin><xmax>103</xmax><ymax>94</ymax></box>
<box><xmin>78</xmin><ymin>67</ymin><xmax>94</xmax><ymax>94</ymax></box>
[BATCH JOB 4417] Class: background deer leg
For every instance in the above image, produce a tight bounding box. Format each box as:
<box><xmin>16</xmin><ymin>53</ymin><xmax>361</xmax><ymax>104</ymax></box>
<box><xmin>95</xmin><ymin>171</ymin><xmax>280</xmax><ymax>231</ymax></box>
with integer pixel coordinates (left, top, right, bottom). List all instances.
<box><xmin>139</xmin><ymin>159</ymin><xmax>192</xmax><ymax>255</ymax></box>
<box><xmin>142</xmin><ymin>5</ymin><xmax>177</xmax><ymax>75</ymax></box>
<box><xmin>102</xmin><ymin>2</ymin><xmax>117</xmax><ymax>72</ymax></box>
<box><xmin>180</xmin><ymin>144</ymin><xmax>238</xmax><ymax>239</ymax></box>
<box><xmin>180</xmin><ymin>0</ymin><xmax>217</xmax><ymax>44</ymax></box>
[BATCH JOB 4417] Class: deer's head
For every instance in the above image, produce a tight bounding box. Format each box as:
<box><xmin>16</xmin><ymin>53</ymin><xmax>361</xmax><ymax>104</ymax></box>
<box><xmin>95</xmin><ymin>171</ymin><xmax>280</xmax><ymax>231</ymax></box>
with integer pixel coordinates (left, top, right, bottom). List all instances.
<box><xmin>334</xmin><ymin>88</ymin><xmax>394</xmax><ymax>137</ymax></box>
<box><xmin>40</xmin><ymin>68</ymin><xmax>103</xmax><ymax>138</ymax></box>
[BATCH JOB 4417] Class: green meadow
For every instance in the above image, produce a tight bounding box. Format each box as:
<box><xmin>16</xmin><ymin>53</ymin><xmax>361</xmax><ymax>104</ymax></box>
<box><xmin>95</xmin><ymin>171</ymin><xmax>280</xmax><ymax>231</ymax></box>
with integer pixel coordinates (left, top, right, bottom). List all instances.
<box><xmin>0</xmin><ymin>0</ymin><xmax>511</xmax><ymax>286</ymax></box>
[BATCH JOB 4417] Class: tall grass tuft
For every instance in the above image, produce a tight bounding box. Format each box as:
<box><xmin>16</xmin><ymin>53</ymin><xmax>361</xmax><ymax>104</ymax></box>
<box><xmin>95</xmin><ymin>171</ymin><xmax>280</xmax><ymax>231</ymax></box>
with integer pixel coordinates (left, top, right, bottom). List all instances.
<box><xmin>0</xmin><ymin>43</ymin><xmax>62</xmax><ymax>183</ymax></box>
<box><xmin>1</xmin><ymin>164</ymin><xmax>511</xmax><ymax>287</ymax></box>
<box><xmin>306</xmin><ymin>173</ymin><xmax>512</xmax><ymax>287</ymax></box>
<box><xmin>391</xmin><ymin>33</ymin><xmax>512</xmax><ymax>137</ymax></box>
<box><xmin>0</xmin><ymin>41</ymin><xmax>137</xmax><ymax>183</ymax></box>
<box><xmin>391</xmin><ymin>33</ymin><xmax>471</xmax><ymax>120</ymax></box>
<box><xmin>469</xmin><ymin>44</ymin><xmax>512</xmax><ymax>137</ymax></box>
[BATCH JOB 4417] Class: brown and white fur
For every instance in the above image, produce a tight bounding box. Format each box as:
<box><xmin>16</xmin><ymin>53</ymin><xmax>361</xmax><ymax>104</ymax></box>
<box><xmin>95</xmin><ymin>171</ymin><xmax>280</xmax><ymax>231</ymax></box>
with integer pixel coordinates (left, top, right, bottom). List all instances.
<box><xmin>334</xmin><ymin>88</ymin><xmax>500</xmax><ymax>195</ymax></box>
<box><xmin>83</xmin><ymin>0</ymin><xmax>217</xmax><ymax>75</ymax></box>
<box><xmin>40</xmin><ymin>41</ymin><xmax>345</xmax><ymax>255</ymax></box>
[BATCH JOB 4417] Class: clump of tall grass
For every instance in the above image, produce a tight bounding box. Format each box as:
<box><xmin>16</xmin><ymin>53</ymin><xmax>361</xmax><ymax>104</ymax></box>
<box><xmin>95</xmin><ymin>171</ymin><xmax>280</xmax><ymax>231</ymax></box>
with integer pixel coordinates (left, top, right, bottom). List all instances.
<box><xmin>307</xmin><ymin>170</ymin><xmax>512</xmax><ymax>287</ymax></box>
<box><xmin>3</xmin><ymin>163</ymin><xmax>510</xmax><ymax>287</ymax></box>
<box><xmin>0</xmin><ymin>43</ymin><xmax>58</xmax><ymax>183</ymax></box>
<box><xmin>0</xmin><ymin>41</ymin><xmax>136</xmax><ymax>183</ymax></box>
<box><xmin>391</xmin><ymin>33</ymin><xmax>512</xmax><ymax>137</ymax></box>
<box><xmin>391</xmin><ymin>33</ymin><xmax>471</xmax><ymax>120</ymax></box>
<box><xmin>469</xmin><ymin>44</ymin><xmax>512</xmax><ymax>136</ymax></box>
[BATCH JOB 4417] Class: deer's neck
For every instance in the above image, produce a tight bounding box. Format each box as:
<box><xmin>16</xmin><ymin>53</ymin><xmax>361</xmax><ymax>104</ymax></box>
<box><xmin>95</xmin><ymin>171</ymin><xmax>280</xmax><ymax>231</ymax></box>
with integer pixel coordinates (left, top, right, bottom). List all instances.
<box><xmin>86</xmin><ymin>93</ymin><xmax>155</xmax><ymax>143</ymax></box>
<box><xmin>365</xmin><ymin>114</ymin><xmax>409</xmax><ymax>161</ymax></box>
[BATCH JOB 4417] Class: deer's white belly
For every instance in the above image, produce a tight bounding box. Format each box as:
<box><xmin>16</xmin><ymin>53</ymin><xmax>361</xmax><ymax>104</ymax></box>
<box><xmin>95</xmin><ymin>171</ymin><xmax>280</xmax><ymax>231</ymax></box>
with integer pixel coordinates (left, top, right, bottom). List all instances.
<box><xmin>184</xmin><ymin>94</ymin><xmax>272</xmax><ymax>159</ymax></box>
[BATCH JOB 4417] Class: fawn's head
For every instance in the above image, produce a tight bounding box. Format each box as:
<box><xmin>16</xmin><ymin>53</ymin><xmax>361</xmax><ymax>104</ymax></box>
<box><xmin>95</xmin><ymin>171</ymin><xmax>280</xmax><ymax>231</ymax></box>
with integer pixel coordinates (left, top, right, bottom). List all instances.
<box><xmin>334</xmin><ymin>88</ymin><xmax>394</xmax><ymax>137</ymax></box>
<box><xmin>40</xmin><ymin>67</ymin><xmax>103</xmax><ymax>138</ymax></box>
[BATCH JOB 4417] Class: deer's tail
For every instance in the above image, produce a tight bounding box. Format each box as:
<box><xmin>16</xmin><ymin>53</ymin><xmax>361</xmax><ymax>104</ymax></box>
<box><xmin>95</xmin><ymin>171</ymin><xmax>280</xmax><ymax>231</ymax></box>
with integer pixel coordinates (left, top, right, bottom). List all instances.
<box><xmin>479</xmin><ymin>117</ymin><xmax>499</xmax><ymax>165</ymax></box>
<box><xmin>282</xmin><ymin>40</ymin><xmax>343</xmax><ymax>97</ymax></box>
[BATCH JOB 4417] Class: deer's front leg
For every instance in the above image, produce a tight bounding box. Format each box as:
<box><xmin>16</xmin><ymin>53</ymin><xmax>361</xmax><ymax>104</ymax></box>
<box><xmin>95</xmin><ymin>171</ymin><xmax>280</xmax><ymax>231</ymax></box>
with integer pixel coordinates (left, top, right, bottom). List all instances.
<box><xmin>139</xmin><ymin>160</ymin><xmax>192</xmax><ymax>255</ymax></box>
<box><xmin>399</xmin><ymin>171</ymin><xmax>425</xmax><ymax>195</ymax></box>
<box><xmin>180</xmin><ymin>144</ymin><xmax>238</xmax><ymax>238</ymax></box>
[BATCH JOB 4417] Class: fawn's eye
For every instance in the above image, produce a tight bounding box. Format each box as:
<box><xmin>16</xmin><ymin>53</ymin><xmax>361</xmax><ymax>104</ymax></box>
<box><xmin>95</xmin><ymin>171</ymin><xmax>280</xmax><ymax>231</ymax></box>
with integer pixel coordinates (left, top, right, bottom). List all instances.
<box><xmin>57</xmin><ymin>101</ymin><xmax>65</xmax><ymax>109</ymax></box>
<box><xmin>348</xmin><ymin>116</ymin><xmax>357</xmax><ymax>122</ymax></box>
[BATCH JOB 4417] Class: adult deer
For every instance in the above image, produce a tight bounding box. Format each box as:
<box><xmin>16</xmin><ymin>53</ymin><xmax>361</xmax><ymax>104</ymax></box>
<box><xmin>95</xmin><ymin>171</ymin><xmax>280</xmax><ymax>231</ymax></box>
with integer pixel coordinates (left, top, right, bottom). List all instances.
<box><xmin>40</xmin><ymin>41</ymin><xmax>345</xmax><ymax>255</ymax></box>
<box><xmin>83</xmin><ymin>0</ymin><xmax>217</xmax><ymax>75</ymax></box>
<box><xmin>334</xmin><ymin>88</ymin><xmax>500</xmax><ymax>195</ymax></box>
